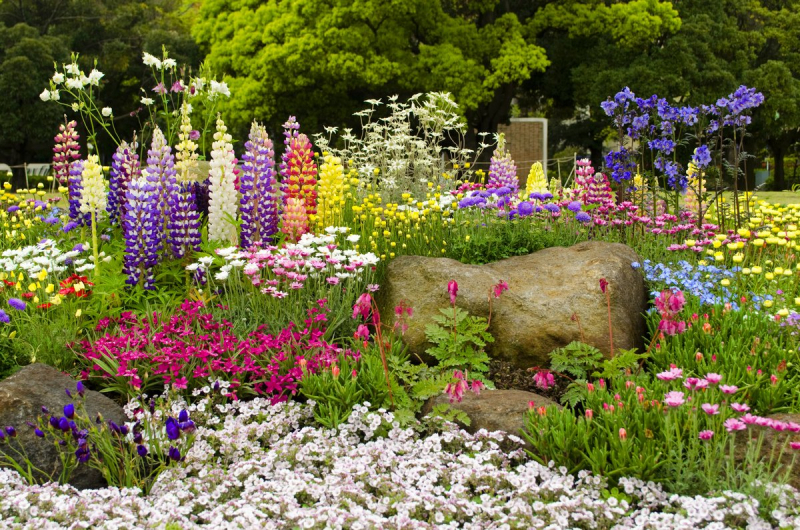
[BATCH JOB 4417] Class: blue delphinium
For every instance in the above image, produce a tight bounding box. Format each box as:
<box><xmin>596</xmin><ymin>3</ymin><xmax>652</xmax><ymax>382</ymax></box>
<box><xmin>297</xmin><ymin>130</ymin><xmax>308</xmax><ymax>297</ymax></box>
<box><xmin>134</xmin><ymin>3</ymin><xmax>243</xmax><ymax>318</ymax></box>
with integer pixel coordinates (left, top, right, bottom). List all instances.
<box><xmin>640</xmin><ymin>259</ymin><xmax>738</xmax><ymax>308</ymax></box>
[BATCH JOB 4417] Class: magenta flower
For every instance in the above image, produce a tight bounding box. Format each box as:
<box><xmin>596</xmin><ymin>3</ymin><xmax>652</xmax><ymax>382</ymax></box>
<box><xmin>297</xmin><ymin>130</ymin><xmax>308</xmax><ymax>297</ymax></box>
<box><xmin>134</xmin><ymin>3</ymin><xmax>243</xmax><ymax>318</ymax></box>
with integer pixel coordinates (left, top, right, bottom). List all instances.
<box><xmin>152</xmin><ymin>82</ymin><xmax>167</xmax><ymax>95</ymax></box>
<box><xmin>790</xmin><ymin>442</ymin><xmax>800</xmax><ymax>450</ymax></box>
<box><xmin>730</xmin><ymin>403</ymin><xmax>750</xmax><ymax>413</ymax></box>
<box><xmin>704</xmin><ymin>373</ymin><xmax>722</xmax><ymax>384</ymax></box>
<box><xmin>724</xmin><ymin>418</ymin><xmax>747</xmax><ymax>432</ymax></box>
<box><xmin>493</xmin><ymin>280</ymin><xmax>509</xmax><ymax>299</ymax></box>
<box><xmin>189</xmin><ymin>130</ymin><xmax>201</xmax><ymax>141</ymax></box>
<box><xmin>533</xmin><ymin>370</ymin><xmax>555</xmax><ymax>390</ymax></box>
<box><xmin>719</xmin><ymin>385</ymin><xmax>738</xmax><ymax>394</ymax></box>
<box><xmin>352</xmin><ymin>293</ymin><xmax>372</xmax><ymax>320</ymax></box>
<box><xmin>354</xmin><ymin>325</ymin><xmax>369</xmax><ymax>341</ymax></box>
<box><xmin>656</xmin><ymin>367</ymin><xmax>683</xmax><ymax>381</ymax></box>
<box><xmin>698</xmin><ymin>430</ymin><xmax>714</xmax><ymax>440</ymax></box>
<box><xmin>664</xmin><ymin>391</ymin><xmax>685</xmax><ymax>407</ymax></box>
<box><xmin>599</xmin><ymin>278</ymin><xmax>609</xmax><ymax>294</ymax></box>
<box><xmin>701</xmin><ymin>403</ymin><xmax>719</xmax><ymax>415</ymax></box>
<box><xmin>447</xmin><ymin>280</ymin><xmax>458</xmax><ymax>305</ymax></box>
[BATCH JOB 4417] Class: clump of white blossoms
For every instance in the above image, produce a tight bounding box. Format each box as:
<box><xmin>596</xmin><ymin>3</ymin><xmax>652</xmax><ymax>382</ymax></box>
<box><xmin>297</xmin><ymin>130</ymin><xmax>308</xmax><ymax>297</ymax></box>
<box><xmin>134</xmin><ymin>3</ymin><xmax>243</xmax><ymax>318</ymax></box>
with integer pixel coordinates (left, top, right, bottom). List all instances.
<box><xmin>207</xmin><ymin>115</ymin><xmax>238</xmax><ymax>244</ymax></box>
<box><xmin>1</xmin><ymin>398</ymin><xmax>799</xmax><ymax>529</ymax></box>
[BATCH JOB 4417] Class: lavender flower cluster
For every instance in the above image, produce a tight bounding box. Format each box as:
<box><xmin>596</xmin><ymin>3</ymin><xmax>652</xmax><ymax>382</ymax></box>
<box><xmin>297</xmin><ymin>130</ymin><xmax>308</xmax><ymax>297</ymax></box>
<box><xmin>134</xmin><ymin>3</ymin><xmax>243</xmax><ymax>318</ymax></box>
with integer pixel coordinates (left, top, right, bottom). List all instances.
<box><xmin>239</xmin><ymin>122</ymin><xmax>280</xmax><ymax>248</ymax></box>
<box><xmin>1</xmin><ymin>398</ymin><xmax>798</xmax><ymax>529</ymax></box>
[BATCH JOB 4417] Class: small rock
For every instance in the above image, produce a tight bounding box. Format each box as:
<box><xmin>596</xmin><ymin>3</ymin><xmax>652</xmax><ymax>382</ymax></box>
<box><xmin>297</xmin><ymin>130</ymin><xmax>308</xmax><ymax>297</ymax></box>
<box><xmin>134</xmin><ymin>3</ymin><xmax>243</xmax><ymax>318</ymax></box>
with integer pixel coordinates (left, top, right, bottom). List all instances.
<box><xmin>0</xmin><ymin>364</ymin><xmax>126</xmax><ymax>490</ymax></box>
<box><xmin>421</xmin><ymin>389</ymin><xmax>560</xmax><ymax>448</ymax></box>
<box><xmin>381</xmin><ymin>241</ymin><xmax>647</xmax><ymax>370</ymax></box>
<box><xmin>735</xmin><ymin>413</ymin><xmax>800</xmax><ymax>489</ymax></box>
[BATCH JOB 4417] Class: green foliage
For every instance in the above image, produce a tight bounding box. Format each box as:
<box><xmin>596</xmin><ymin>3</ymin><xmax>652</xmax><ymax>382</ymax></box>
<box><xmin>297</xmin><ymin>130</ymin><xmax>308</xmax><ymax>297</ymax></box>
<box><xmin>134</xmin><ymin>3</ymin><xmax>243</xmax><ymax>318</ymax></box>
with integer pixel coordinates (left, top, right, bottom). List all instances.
<box><xmin>193</xmin><ymin>0</ymin><xmax>548</xmax><ymax>141</ymax></box>
<box><xmin>425</xmin><ymin>403</ymin><xmax>471</xmax><ymax>428</ymax></box>
<box><xmin>299</xmin><ymin>351</ymin><xmax>391</xmax><ymax>428</ymax></box>
<box><xmin>592</xmin><ymin>348</ymin><xmax>649</xmax><ymax>380</ymax></box>
<box><xmin>425</xmin><ymin>307</ymin><xmax>493</xmax><ymax>378</ymax></box>
<box><xmin>549</xmin><ymin>341</ymin><xmax>604</xmax><ymax>380</ymax></box>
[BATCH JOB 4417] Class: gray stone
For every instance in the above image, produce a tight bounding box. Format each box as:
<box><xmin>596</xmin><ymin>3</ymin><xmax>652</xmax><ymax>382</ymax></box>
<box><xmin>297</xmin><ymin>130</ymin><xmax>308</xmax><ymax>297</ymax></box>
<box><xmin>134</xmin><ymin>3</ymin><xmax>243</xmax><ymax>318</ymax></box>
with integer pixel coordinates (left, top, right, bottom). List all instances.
<box><xmin>422</xmin><ymin>389</ymin><xmax>559</xmax><ymax>448</ymax></box>
<box><xmin>381</xmin><ymin>241</ymin><xmax>647</xmax><ymax>370</ymax></box>
<box><xmin>0</xmin><ymin>364</ymin><xmax>126</xmax><ymax>489</ymax></box>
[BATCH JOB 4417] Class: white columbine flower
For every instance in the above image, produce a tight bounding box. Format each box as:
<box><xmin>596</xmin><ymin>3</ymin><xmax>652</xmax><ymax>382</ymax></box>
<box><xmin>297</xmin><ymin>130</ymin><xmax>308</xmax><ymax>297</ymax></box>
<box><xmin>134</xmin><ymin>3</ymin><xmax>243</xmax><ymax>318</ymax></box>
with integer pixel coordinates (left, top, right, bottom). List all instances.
<box><xmin>162</xmin><ymin>58</ymin><xmax>177</xmax><ymax>70</ymax></box>
<box><xmin>101</xmin><ymin>107</ymin><xmax>112</xmax><ymax>117</ymax></box>
<box><xmin>209</xmin><ymin>80</ymin><xmax>231</xmax><ymax>98</ymax></box>
<box><xmin>64</xmin><ymin>63</ymin><xmax>80</xmax><ymax>75</ymax></box>
<box><xmin>142</xmin><ymin>52</ymin><xmax>162</xmax><ymax>69</ymax></box>
<box><xmin>78</xmin><ymin>155</ymin><xmax>107</xmax><ymax>215</ymax></box>
<box><xmin>52</xmin><ymin>72</ymin><xmax>64</xmax><ymax>84</ymax></box>
<box><xmin>87</xmin><ymin>69</ymin><xmax>104</xmax><ymax>86</ymax></box>
<box><xmin>50</xmin><ymin>90</ymin><xmax>60</xmax><ymax>101</ymax></box>
<box><xmin>39</xmin><ymin>89</ymin><xmax>51</xmax><ymax>102</ymax></box>
<box><xmin>65</xmin><ymin>78</ymin><xmax>83</xmax><ymax>90</ymax></box>
<box><xmin>141</xmin><ymin>97</ymin><xmax>154</xmax><ymax>106</ymax></box>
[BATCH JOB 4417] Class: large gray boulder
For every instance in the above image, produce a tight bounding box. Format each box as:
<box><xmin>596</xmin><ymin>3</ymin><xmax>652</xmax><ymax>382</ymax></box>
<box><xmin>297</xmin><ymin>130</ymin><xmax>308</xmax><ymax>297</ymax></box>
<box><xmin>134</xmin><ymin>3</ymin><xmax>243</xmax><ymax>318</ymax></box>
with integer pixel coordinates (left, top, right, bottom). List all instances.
<box><xmin>0</xmin><ymin>364</ymin><xmax>126</xmax><ymax>489</ymax></box>
<box><xmin>381</xmin><ymin>241</ymin><xmax>647</xmax><ymax>370</ymax></box>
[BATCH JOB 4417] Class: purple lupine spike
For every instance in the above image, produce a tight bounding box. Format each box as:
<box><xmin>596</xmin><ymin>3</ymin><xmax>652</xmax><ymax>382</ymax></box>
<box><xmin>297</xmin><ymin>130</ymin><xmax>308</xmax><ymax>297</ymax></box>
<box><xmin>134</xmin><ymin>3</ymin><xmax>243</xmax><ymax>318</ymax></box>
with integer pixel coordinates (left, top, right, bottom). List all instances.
<box><xmin>145</xmin><ymin>127</ymin><xmax>178</xmax><ymax>255</ymax></box>
<box><xmin>486</xmin><ymin>134</ymin><xmax>518</xmax><ymax>195</ymax></box>
<box><xmin>122</xmin><ymin>176</ymin><xmax>160</xmax><ymax>290</ymax></box>
<box><xmin>168</xmin><ymin>181</ymin><xmax>201</xmax><ymax>258</ymax></box>
<box><xmin>240</xmin><ymin>122</ymin><xmax>280</xmax><ymax>248</ymax></box>
<box><xmin>108</xmin><ymin>140</ymin><xmax>141</xmax><ymax>225</ymax></box>
<box><xmin>67</xmin><ymin>160</ymin><xmax>91</xmax><ymax>226</ymax></box>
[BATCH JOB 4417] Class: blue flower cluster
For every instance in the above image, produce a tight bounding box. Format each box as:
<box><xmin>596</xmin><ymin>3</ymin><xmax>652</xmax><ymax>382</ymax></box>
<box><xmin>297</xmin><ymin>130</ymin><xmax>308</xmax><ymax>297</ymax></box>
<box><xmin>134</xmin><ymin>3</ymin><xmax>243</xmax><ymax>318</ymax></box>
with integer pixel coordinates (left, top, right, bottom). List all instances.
<box><xmin>639</xmin><ymin>259</ymin><xmax>738</xmax><ymax>308</ymax></box>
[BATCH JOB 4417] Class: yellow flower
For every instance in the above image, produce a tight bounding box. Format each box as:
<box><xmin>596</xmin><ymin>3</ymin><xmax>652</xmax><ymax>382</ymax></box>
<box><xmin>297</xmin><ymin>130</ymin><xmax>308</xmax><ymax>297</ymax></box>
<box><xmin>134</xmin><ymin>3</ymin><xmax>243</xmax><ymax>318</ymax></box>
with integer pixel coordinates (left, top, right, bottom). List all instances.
<box><xmin>75</xmin><ymin>309</ymin><xmax>82</xmax><ymax>318</ymax></box>
<box><xmin>45</xmin><ymin>284</ymin><xmax>54</xmax><ymax>294</ymax></box>
<box><xmin>752</xmin><ymin>239</ymin><xmax>765</xmax><ymax>247</ymax></box>
<box><xmin>766</xmin><ymin>272</ymin><xmax>774</xmax><ymax>280</ymax></box>
<box><xmin>751</xmin><ymin>266</ymin><xmax>763</xmax><ymax>274</ymax></box>
<box><xmin>732</xmin><ymin>253</ymin><xmax>744</xmax><ymax>263</ymax></box>
<box><xmin>764</xmin><ymin>300</ymin><xmax>774</xmax><ymax>308</ymax></box>
<box><xmin>742</xmin><ymin>268</ymin><xmax>751</xmax><ymax>275</ymax></box>
<box><xmin>720</xmin><ymin>279</ymin><xmax>730</xmax><ymax>286</ymax></box>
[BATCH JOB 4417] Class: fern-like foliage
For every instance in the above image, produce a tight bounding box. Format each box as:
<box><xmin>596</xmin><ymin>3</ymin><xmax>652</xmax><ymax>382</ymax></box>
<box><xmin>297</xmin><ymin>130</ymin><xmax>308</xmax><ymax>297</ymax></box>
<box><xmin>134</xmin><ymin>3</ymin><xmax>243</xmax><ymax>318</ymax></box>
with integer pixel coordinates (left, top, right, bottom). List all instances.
<box><xmin>592</xmin><ymin>348</ymin><xmax>649</xmax><ymax>379</ymax></box>
<box><xmin>560</xmin><ymin>380</ymin><xmax>588</xmax><ymax>407</ymax></box>
<box><xmin>425</xmin><ymin>307</ymin><xmax>494</xmax><ymax>379</ymax></box>
<box><xmin>549</xmin><ymin>341</ymin><xmax>604</xmax><ymax>380</ymax></box>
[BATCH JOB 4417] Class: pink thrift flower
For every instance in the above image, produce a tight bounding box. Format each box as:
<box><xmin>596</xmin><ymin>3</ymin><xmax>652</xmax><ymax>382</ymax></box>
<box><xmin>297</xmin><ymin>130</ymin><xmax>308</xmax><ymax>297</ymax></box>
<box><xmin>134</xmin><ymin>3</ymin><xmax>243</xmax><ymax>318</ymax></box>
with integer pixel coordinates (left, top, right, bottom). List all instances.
<box><xmin>724</xmin><ymin>418</ymin><xmax>747</xmax><ymax>432</ymax></box>
<box><xmin>730</xmin><ymin>403</ymin><xmax>750</xmax><ymax>413</ymax></box>
<box><xmin>705</xmin><ymin>373</ymin><xmax>722</xmax><ymax>384</ymax></box>
<box><xmin>701</xmin><ymin>403</ymin><xmax>719</xmax><ymax>415</ymax></box>
<box><xmin>719</xmin><ymin>385</ymin><xmax>738</xmax><ymax>394</ymax></box>
<box><xmin>698</xmin><ymin>430</ymin><xmax>714</xmax><ymax>440</ymax></box>
<box><xmin>664</xmin><ymin>391</ymin><xmax>685</xmax><ymax>407</ymax></box>
<box><xmin>326</xmin><ymin>277</ymin><xmax>340</xmax><ymax>285</ymax></box>
<box><xmin>657</xmin><ymin>367</ymin><xmax>683</xmax><ymax>381</ymax></box>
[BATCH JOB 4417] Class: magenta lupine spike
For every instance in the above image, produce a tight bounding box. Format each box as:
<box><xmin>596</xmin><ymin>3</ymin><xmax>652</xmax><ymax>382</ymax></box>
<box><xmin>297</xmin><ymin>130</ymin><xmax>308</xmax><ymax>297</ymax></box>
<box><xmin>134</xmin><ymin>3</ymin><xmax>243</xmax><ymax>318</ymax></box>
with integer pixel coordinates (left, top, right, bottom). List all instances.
<box><xmin>67</xmin><ymin>160</ymin><xmax>90</xmax><ymax>226</ymax></box>
<box><xmin>123</xmin><ymin>176</ymin><xmax>160</xmax><ymax>290</ymax></box>
<box><xmin>168</xmin><ymin>182</ymin><xmax>201</xmax><ymax>259</ymax></box>
<box><xmin>108</xmin><ymin>140</ymin><xmax>141</xmax><ymax>226</ymax></box>
<box><xmin>53</xmin><ymin>119</ymin><xmax>80</xmax><ymax>186</ymax></box>
<box><xmin>144</xmin><ymin>127</ymin><xmax>178</xmax><ymax>254</ymax></box>
<box><xmin>240</xmin><ymin>121</ymin><xmax>280</xmax><ymax>248</ymax></box>
<box><xmin>486</xmin><ymin>134</ymin><xmax>518</xmax><ymax>194</ymax></box>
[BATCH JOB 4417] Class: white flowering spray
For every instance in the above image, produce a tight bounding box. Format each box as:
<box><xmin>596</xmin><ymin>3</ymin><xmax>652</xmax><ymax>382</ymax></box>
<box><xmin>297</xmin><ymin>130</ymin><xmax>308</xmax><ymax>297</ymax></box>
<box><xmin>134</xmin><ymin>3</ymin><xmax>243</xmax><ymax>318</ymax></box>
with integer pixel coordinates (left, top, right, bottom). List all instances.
<box><xmin>174</xmin><ymin>102</ymin><xmax>198</xmax><ymax>182</ymax></box>
<box><xmin>208</xmin><ymin>114</ymin><xmax>238</xmax><ymax>244</ymax></box>
<box><xmin>79</xmin><ymin>154</ymin><xmax>106</xmax><ymax>277</ymax></box>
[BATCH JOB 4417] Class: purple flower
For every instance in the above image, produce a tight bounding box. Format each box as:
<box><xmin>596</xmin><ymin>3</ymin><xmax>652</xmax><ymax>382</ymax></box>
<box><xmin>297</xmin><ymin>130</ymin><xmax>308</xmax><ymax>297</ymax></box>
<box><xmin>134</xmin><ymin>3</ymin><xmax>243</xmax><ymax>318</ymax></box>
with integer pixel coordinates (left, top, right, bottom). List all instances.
<box><xmin>49</xmin><ymin>417</ymin><xmax>59</xmax><ymax>429</ymax></box>
<box><xmin>189</xmin><ymin>130</ymin><xmax>201</xmax><ymax>141</ymax></box>
<box><xmin>137</xmin><ymin>444</ymin><xmax>148</xmax><ymax>457</ymax></box>
<box><xmin>67</xmin><ymin>160</ymin><xmax>91</xmax><ymax>227</ymax></box>
<box><xmin>76</xmin><ymin>381</ymin><xmax>85</xmax><ymax>397</ymax></box>
<box><xmin>0</xmin><ymin>309</ymin><xmax>9</xmax><ymax>323</ymax></box>
<box><xmin>170</xmin><ymin>81</ymin><xmax>184</xmax><ymax>93</ymax></box>
<box><xmin>63</xmin><ymin>403</ymin><xmax>75</xmax><ymax>419</ymax></box>
<box><xmin>34</xmin><ymin>428</ymin><xmax>44</xmax><ymax>438</ymax></box>
<box><xmin>62</xmin><ymin>221</ymin><xmax>79</xmax><ymax>233</ymax></box>
<box><xmin>152</xmin><ymin>82</ymin><xmax>167</xmax><ymax>95</ymax></box>
<box><xmin>567</xmin><ymin>201</ymin><xmax>582</xmax><ymax>212</ymax></box>
<box><xmin>692</xmin><ymin>145</ymin><xmax>712</xmax><ymax>169</ymax></box>
<box><xmin>108</xmin><ymin>141</ymin><xmax>140</xmax><ymax>226</ymax></box>
<box><xmin>7</xmin><ymin>298</ymin><xmax>26</xmax><ymax>311</ymax></box>
<box><xmin>240</xmin><ymin>122</ymin><xmax>280</xmax><ymax>248</ymax></box>
<box><xmin>7</xmin><ymin>205</ymin><xmax>19</xmax><ymax>213</ymax></box>
<box><xmin>168</xmin><ymin>446</ymin><xmax>182</xmax><ymax>461</ymax></box>
<box><xmin>165</xmin><ymin>417</ymin><xmax>180</xmax><ymax>440</ymax></box>
<box><xmin>517</xmin><ymin>201</ymin><xmax>534</xmax><ymax>216</ymax></box>
<box><xmin>486</xmin><ymin>136</ymin><xmax>518</xmax><ymax>194</ymax></box>
<box><xmin>5</xmin><ymin>426</ymin><xmax>16</xmax><ymax>437</ymax></box>
<box><xmin>575</xmin><ymin>211</ymin><xmax>591</xmax><ymax>223</ymax></box>
<box><xmin>178</xmin><ymin>410</ymin><xmax>189</xmax><ymax>423</ymax></box>
<box><xmin>58</xmin><ymin>417</ymin><xmax>69</xmax><ymax>431</ymax></box>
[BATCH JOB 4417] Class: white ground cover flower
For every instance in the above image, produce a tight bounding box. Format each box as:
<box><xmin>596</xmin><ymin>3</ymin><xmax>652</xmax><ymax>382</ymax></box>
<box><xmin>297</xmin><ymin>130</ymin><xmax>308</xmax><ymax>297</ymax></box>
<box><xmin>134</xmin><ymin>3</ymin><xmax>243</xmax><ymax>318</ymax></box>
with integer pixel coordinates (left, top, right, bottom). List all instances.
<box><xmin>1</xmin><ymin>398</ymin><xmax>799</xmax><ymax>529</ymax></box>
<box><xmin>0</xmin><ymin>239</ymin><xmax>92</xmax><ymax>278</ymax></box>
